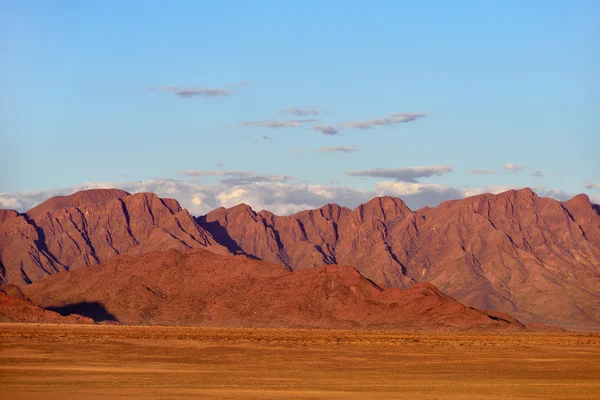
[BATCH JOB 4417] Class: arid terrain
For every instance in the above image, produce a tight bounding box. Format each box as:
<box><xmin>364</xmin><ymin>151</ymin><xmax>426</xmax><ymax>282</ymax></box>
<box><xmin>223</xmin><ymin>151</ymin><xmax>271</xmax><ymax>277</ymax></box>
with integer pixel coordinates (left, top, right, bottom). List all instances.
<box><xmin>1</xmin><ymin>324</ymin><xmax>599</xmax><ymax>399</ymax></box>
<box><xmin>10</xmin><ymin>248</ymin><xmax>524</xmax><ymax>331</ymax></box>
<box><xmin>2</xmin><ymin>188</ymin><xmax>599</xmax><ymax>330</ymax></box>
<box><xmin>2</xmin><ymin>2</ymin><xmax>597</xmax><ymax>399</ymax></box>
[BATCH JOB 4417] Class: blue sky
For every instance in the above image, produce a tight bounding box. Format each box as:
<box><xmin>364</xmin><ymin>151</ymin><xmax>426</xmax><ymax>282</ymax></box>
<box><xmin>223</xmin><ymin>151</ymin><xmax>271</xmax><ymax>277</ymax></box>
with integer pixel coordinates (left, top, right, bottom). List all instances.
<box><xmin>1</xmin><ymin>1</ymin><xmax>599</xmax><ymax>214</ymax></box>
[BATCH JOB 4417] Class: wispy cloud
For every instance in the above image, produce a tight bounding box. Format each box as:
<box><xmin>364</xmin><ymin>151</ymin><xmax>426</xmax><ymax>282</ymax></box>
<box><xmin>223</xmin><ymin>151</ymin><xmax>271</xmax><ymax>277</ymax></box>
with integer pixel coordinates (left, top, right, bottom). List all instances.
<box><xmin>318</xmin><ymin>145</ymin><xmax>357</xmax><ymax>154</ymax></box>
<box><xmin>150</xmin><ymin>86</ymin><xmax>232</xmax><ymax>98</ymax></box>
<box><xmin>238</xmin><ymin>119</ymin><xmax>318</xmax><ymax>129</ymax></box>
<box><xmin>227</xmin><ymin>81</ymin><xmax>250</xmax><ymax>87</ymax></box>
<box><xmin>291</xmin><ymin>148</ymin><xmax>304</xmax><ymax>155</ymax></box>
<box><xmin>312</xmin><ymin>125</ymin><xmax>340</xmax><ymax>135</ymax></box>
<box><xmin>281</xmin><ymin>106</ymin><xmax>321</xmax><ymax>116</ymax></box>
<box><xmin>216</xmin><ymin>163</ymin><xmax>225</xmax><ymax>167</ymax></box>
<box><xmin>262</xmin><ymin>136</ymin><xmax>272</xmax><ymax>141</ymax></box>
<box><xmin>582</xmin><ymin>181</ymin><xmax>600</xmax><ymax>190</ymax></box>
<box><xmin>531</xmin><ymin>171</ymin><xmax>544</xmax><ymax>178</ymax></box>
<box><xmin>504</xmin><ymin>162</ymin><xmax>525</xmax><ymax>171</ymax></box>
<box><xmin>343</xmin><ymin>113</ymin><xmax>425</xmax><ymax>130</ymax></box>
<box><xmin>178</xmin><ymin>170</ymin><xmax>295</xmax><ymax>185</ymax></box>
<box><xmin>470</xmin><ymin>169</ymin><xmax>495</xmax><ymax>175</ymax></box>
<box><xmin>346</xmin><ymin>165</ymin><xmax>452</xmax><ymax>183</ymax></box>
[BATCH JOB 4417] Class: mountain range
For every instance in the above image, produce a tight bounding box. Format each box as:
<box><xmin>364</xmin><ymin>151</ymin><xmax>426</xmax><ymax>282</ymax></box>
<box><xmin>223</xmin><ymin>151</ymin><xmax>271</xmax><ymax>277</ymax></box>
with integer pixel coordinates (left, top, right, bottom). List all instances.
<box><xmin>12</xmin><ymin>248</ymin><xmax>524</xmax><ymax>330</ymax></box>
<box><xmin>1</xmin><ymin>188</ymin><xmax>599</xmax><ymax>330</ymax></box>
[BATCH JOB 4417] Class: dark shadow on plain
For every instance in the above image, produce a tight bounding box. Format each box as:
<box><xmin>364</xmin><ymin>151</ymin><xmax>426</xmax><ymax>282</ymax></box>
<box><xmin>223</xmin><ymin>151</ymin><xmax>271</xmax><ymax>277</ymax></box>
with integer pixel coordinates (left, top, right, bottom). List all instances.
<box><xmin>46</xmin><ymin>302</ymin><xmax>119</xmax><ymax>323</ymax></box>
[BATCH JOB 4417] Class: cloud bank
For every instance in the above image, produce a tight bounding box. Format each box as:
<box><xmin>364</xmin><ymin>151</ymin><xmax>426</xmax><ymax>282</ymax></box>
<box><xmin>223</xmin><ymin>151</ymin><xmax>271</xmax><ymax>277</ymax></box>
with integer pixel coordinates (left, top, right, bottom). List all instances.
<box><xmin>0</xmin><ymin>179</ymin><xmax>588</xmax><ymax>217</ymax></box>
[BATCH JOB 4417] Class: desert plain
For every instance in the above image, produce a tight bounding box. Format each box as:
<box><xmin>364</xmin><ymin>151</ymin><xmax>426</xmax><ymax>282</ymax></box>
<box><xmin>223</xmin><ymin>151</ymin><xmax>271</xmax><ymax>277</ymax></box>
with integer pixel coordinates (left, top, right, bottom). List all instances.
<box><xmin>1</xmin><ymin>324</ymin><xmax>599</xmax><ymax>400</ymax></box>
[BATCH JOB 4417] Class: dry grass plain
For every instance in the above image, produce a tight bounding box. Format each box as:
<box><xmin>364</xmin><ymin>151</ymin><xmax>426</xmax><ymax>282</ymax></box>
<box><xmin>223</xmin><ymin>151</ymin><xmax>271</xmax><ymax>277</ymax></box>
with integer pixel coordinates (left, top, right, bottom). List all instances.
<box><xmin>1</xmin><ymin>324</ymin><xmax>599</xmax><ymax>399</ymax></box>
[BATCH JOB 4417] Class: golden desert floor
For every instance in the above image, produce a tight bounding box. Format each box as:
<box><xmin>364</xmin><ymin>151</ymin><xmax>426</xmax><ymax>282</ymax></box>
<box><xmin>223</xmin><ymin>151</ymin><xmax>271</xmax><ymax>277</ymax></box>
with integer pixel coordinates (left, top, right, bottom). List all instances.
<box><xmin>1</xmin><ymin>324</ymin><xmax>599</xmax><ymax>399</ymax></box>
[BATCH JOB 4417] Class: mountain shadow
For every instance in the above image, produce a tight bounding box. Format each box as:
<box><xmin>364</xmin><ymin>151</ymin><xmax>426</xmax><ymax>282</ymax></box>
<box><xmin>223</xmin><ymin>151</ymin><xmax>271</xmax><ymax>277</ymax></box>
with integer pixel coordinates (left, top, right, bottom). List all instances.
<box><xmin>46</xmin><ymin>302</ymin><xmax>119</xmax><ymax>323</ymax></box>
<box><xmin>196</xmin><ymin>216</ymin><xmax>249</xmax><ymax>256</ymax></box>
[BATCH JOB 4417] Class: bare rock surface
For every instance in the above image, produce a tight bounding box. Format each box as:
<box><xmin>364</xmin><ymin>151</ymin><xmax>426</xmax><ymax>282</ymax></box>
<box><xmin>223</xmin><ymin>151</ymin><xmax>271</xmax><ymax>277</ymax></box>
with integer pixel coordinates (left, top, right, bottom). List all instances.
<box><xmin>199</xmin><ymin>189</ymin><xmax>600</xmax><ymax>330</ymax></box>
<box><xmin>22</xmin><ymin>249</ymin><xmax>524</xmax><ymax>330</ymax></box>
<box><xmin>0</xmin><ymin>189</ymin><xmax>228</xmax><ymax>286</ymax></box>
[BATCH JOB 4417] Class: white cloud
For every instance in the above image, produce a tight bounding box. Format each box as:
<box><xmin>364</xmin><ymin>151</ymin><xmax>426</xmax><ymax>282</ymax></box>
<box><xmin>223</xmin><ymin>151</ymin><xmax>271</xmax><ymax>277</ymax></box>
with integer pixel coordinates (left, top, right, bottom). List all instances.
<box><xmin>375</xmin><ymin>181</ymin><xmax>456</xmax><ymax>196</ymax></box>
<box><xmin>216</xmin><ymin>188</ymin><xmax>248</xmax><ymax>206</ymax></box>
<box><xmin>504</xmin><ymin>162</ymin><xmax>525</xmax><ymax>171</ymax></box>
<box><xmin>191</xmin><ymin>192</ymin><xmax>206</xmax><ymax>206</ymax></box>
<box><xmin>0</xmin><ymin>196</ymin><xmax>22</xmax><ymax>209</ymax></box>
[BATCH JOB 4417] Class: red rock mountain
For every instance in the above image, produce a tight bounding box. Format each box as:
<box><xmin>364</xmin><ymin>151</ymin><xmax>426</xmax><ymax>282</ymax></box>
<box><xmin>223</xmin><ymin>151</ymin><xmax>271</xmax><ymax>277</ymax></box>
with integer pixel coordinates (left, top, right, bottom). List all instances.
<box><xmin>1</xmin><ymin>188</ymin><xmax>599</xmax><ymax>330</ymax></box>
<box><xmin>198</xmin><ymin>189</ymin><xmax>600</xmax><ymax>330</ymax></box>
<box><xmin>0</xmin><ymin>189</ymin><xmax>227</xmax><ymax>285</ymax></box>
<box><xmin>20</xmin><ymin>249</ymin><xmax>524</xmax><ymax>330</ymax></box>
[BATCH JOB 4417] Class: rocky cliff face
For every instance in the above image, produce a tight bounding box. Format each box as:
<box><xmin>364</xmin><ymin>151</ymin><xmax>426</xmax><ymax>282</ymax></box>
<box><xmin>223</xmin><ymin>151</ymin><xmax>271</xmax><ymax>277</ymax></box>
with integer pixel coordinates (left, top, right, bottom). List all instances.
<box><xmin>0</xmin><ymin>189</ymin><xmax>228</xmax><ymax>285</ymax></box>
<box><xmin>198</xmin><ymin>189</ymin><xmax>600</xmax><ymax>330</ymax></box>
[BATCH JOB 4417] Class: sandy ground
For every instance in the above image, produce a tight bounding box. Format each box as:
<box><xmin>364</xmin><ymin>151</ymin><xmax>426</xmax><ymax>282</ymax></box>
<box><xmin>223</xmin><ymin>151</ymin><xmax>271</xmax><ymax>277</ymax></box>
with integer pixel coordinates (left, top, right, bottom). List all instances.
<box><xmin>0</xmin><ymin>324</ymin><xmax>599</xmax><ymax>399</ymax></box>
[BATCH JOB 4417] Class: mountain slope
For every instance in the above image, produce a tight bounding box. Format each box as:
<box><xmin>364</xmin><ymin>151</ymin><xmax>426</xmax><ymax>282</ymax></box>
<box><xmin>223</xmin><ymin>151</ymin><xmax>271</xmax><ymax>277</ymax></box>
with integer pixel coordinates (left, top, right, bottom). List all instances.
<box><xmin>21</xmin><ymin>249</ymin><xmax>524</xmax><ymax>330</ymax></box>
<box><xmin>199</xmin><ymin>189</ymin><xmax>600</xmax><ymax>330</ymax></box>
<box><xmin>0</xmin><ymin>189</ymin><xmax>228</xmax><ymax>285</ymax></box>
